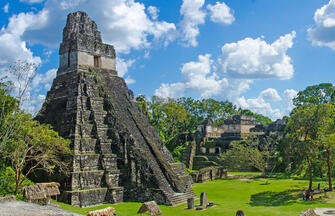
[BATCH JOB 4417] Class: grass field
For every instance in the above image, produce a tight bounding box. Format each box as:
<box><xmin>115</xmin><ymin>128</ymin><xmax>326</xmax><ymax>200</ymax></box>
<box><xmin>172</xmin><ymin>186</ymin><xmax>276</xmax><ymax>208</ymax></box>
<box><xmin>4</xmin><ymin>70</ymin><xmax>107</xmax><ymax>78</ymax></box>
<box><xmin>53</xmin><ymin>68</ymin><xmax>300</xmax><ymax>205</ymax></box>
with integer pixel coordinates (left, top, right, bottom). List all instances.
<box><xmin>56</xmin><ymin>172</ymin><xmax>335</xmax><ymax>215</ymax></box>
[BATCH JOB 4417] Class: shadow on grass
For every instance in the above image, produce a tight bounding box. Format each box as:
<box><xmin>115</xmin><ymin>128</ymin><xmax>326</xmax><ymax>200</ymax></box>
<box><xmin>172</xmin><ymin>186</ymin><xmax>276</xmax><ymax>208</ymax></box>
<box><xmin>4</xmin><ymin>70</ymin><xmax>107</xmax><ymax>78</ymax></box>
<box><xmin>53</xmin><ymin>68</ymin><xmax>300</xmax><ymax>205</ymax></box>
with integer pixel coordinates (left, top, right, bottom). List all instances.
<box><xmin>249</xmin><ymin>190</ymin><xmax>300</xmax><ymax>207</ymax></box>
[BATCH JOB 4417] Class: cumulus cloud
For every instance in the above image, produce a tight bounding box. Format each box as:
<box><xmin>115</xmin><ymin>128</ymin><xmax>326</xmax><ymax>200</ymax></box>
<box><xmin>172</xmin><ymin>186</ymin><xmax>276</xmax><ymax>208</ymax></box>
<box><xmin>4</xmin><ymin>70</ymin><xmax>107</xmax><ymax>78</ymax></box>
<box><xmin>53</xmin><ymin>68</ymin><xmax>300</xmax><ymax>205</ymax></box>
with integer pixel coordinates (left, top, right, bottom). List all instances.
<box><xmin>282</xmin><ymin>89</ymin><xmax>297</xmax><ymax>115</ymax></box>
<box><xmin>155</xmin><ymin>54</ymin><xmax>227</xmax><ymax>98</ymax></box>
<box><xmin>155</xmin><ymin>54</ymin><xmax>253</xmax><ymax>100</ymax></box>
<box><xmin>156</xmin><ymin>32</ymin><xmax>295</xmax><ymax>102</ymax></box>
<box><xmin>32</xmin><ymin>68</ymin><xmax>56</xmax><ymax>91</ymax></box>
<box><xmin>116</xmin><ymin>57</ymin><xmax>136</xmax><ymax>85</ymax></box>
<box><xmin>21</xmin><ymin>0</ymin><xmax>177</xmax><ymax>53</ymax></box>
<box><xmin>155</xmin><ymin>32</ymin><xmax>296</xmax><ymax>119</ymax></box>
<box><xmin>260</xmin><ymin>88</ymin><xmax>281</xmax><ymax>101</ymax></box>
<box><xmin>308</xmin><ymin>0</ymin><xmax>335</xmax><ymax>50</ymax></box>
<box><xmin>147</xmin><ymin>6</ymin><xmax>159</xmax><ymax>20</ymax></box>
<box><xmin>3</xmin><ymin>3</ymin><xmax>9</xmax><ymax>13</ymax></box>
<box><xmin>237</xmin><ymin>88</ymin><xmax>297</xmax><ymax>120</ymax></box>
<box><xmin>217</xmin><ymin>31</ymin><xmax>296</xmax><ymax>80</ymax></box>
<box><xmin>179</xmin><ymin>0</ymin><xmax>206</xmax><ymax>47</ymax></box>
<box><xmin>207</xmin><ymin>1</ymin><xmax>235</xmax><ymax>24</ymax></box>
<box><xmin>236</xmin><ymin>96</ymin><xmax>282</xmax><ymax>120</ymax></box>
<box><xmin>0</xmin><ymin>10</ymin><xmax>47</xmax><ymax>66</ymax></box>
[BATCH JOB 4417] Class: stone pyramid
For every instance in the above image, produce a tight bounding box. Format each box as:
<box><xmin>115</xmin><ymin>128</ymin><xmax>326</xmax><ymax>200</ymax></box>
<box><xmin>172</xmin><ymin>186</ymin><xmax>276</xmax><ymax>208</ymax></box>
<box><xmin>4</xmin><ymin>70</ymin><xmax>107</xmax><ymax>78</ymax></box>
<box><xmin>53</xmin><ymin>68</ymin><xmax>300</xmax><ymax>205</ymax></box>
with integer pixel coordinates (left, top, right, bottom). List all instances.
<box><xmin>36</xmin><ymin>11</ymin><xmax>195</xmax><ymax>208</ymax></box>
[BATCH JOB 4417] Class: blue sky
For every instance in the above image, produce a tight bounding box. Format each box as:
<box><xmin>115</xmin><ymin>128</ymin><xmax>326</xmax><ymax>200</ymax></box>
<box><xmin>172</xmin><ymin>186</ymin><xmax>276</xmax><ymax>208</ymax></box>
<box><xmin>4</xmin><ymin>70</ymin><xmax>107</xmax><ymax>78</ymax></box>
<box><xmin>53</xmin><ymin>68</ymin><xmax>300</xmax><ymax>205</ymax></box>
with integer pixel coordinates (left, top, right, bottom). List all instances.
<box><xmin>1</xmin><ymin>0</ymin><xmax>335</xmax><ymax>120</ymax></box>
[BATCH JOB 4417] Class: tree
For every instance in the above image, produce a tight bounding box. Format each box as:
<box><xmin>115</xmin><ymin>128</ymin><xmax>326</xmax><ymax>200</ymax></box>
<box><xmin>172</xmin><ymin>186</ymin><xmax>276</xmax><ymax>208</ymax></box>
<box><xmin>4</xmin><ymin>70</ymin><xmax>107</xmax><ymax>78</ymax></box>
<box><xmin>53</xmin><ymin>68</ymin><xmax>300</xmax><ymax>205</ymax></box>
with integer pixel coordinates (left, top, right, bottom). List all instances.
<box><xmin>314</xmin><ymin>103</ymin><xmax>335</xmax><ymax>191</ymax></box>
<box><xmin>221</xmin><ymin>141</ymin><xmax>267</xmax><ymax>175</ymax></box>
<box><xmin>293</xmin><ymin>83</ymin><xmax>335</xmax><ymax>106</ymax></box>
<box><xmin>3</xmin><ymin>113</ymin><xmax>71</xmax><ymax>195</ymax></box>
<box><xmin>0</xmin><ymin>80</ymin><xmax>19</xmax><ymax>152</ymax></box>
<box><xmin>286</xmin><ymin>104</ymin><xmax>319</xmax><ymax>189</ymax></box>
<box><xmin>238</xmin><ymin>108</ymin><xmax>272</xmax><ymax>126</ymax></box>
<box><xmin>0</xmin><ymin>61</ymin><xmax>38</xmax><ymax>152</ymax></box>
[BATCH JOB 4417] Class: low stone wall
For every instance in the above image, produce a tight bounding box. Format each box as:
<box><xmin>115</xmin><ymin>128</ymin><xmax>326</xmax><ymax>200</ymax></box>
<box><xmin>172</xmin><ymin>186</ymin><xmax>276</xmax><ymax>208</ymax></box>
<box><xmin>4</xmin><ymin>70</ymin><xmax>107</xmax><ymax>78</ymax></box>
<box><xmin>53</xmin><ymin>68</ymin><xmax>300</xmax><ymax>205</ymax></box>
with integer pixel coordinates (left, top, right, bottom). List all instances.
<box><xmin>191</xmin><ymin>167</ymin><xmax>227</xmax><ymax>183</ymax></box>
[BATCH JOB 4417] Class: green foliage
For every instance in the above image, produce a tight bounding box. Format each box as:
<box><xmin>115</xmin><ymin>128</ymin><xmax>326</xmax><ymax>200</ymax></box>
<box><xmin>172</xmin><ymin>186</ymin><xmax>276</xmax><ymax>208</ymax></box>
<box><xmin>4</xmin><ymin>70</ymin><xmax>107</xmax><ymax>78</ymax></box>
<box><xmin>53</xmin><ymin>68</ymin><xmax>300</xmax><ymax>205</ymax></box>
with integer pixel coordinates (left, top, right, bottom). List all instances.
<box><xmin>293</xmin><ymin>83</ymin><xmax>335</xmax><ymax>106</ymax></box>
<box><xmin>238</xmin><ymin>108</ymin><xmax>272</xmax><ymax>125</ymax></box>
<box><xmin>177</xmin><ymin>97</ymin><xmax>238</xmax><ymax>125</ymax></box>
<box><xmin>0</xmin><ymin>80</ymin><xmax>19</xmax><ymax>152</ymax></box>
<box><xmin>0</xmin><ymin>79</ymin><xmax>72</xmax><ymax>195</ymax></box>
<box><xmin>0</xmin><ymin>166</ymin><xmax>33</xmax><ymax>199</ymax></box>
<box><xmin>221</xmin><ymin>141</ymin><xmax>267</xmax><ymax>174</ymax></box>
<box><xmin>2</xmin><ymin>113</ymin><xmax>71</xmax><ymax>194</ymax></box>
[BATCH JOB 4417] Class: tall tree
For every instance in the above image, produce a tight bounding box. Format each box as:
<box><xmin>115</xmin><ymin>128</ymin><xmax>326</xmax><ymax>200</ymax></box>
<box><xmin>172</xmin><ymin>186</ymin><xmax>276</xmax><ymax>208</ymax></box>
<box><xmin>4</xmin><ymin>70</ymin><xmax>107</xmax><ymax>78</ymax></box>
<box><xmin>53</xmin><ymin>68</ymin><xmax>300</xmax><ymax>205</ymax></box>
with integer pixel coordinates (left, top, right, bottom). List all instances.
<box><xmin>0</xmin><ymin>61</ymin><xmax>38</xmax><ymax>152</ymax></box>
<box><xmin>315</xmin><ymin>103</ymin><xmax>335</xmax><ymax>191</ymax></box>
<box><xmin>286</xmin><ymin>104</ymin><xmax>318</xmax><ymax>189</ymax></box>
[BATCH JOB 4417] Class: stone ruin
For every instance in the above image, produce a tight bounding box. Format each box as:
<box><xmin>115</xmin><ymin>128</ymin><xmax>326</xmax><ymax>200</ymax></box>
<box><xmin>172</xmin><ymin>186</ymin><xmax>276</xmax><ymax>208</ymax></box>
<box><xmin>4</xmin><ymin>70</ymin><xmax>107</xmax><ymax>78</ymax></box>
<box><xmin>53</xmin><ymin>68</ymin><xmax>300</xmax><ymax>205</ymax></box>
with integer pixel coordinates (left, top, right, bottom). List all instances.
<box><xmin>36</xmin><ymin>11</ymin><xmax>195</xmax><ymax>207</ymax></box>
<box><xmin>182</xmin><ymin>115</ymin><xmax>286</xmax><ymax>171</ymax></box>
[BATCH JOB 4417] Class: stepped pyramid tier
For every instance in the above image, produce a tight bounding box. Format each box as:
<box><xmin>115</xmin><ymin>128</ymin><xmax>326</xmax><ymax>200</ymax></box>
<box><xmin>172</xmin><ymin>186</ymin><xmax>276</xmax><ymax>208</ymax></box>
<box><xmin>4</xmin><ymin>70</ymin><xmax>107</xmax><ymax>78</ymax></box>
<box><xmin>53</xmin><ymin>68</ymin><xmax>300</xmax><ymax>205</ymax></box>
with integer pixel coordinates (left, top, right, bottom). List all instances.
<box><xmin>36</xmin><ymin>11</ymin><xmax>196</xmax><ymax>207</ymax></box>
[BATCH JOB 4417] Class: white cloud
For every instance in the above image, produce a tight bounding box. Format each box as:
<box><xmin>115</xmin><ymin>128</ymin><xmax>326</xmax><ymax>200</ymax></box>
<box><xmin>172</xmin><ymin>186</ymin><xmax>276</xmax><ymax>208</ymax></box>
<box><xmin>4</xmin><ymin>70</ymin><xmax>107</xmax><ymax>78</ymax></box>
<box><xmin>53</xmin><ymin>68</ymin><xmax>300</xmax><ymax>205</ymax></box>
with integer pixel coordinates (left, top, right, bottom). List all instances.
<box><xmin>236</xmin><ymin>88</ymin><xmax>297</xmax><ymax>120</ymax></box>
<box><xmin>308</xmin><ymin>0</ymin><xmax>335</xmax><ymax>50</ymax></box>
<box><xmin>22</xmin><ymin>0</ymin><xmax>177</xmax><ymax>53</ymax></box>
<box><xmin>155</xmin><ymin>32</ymin><xmax>296</xmax><ymax>102</ymax></box>
<box><xmin>155</xmin><ymin>54</ymin><xmax>252</xmax><ymax>100</ymax></box>
<box><xmin>3</xmin><ymin>3</ymin><xmax>9</xmax><ymax>13</ymax></box>
<box><xmin>207</xmin><ymin>1</ymin><xmax>235</xmax><ymax>25</ymax></box>
<box><xmin>260</xmin><ymin>88</ymin><xmax>281</xmax><ymax>101</ymax></box>
<box><xmin>32</xmin><ymin>68</ymin><xmax>56</xmax><ymax>90</ymax></box>
<box><xmin>116</xmin><ymin>57</ymin><xmax>136</xmax><ymax>85</ymax></box>
<box><xmin>236</xmin><ymin>95</ymin><xmax>282</xmax><ymax>120</ymax></box>
<box><xmin>0</xmin><ymin>10</ymin><xmax>47</xmax><ymax>68</ymax></box>
<box><xmin>125</xmin><ymin>77</ymin><xmax>136</xmax><ymax>85</ymax></box>
<box><xmin>282</xmin><ymin>89</ymin><xmax>297</xmax><ymax>115</ymax></box>
<box><xmin>20</xmin><ymin>0</ymin><xmax>44</xmax><ymax>4</ymax></box>
<box><xmin>147</xmin><ymin>6</ymin><xmax>159</xmax><ymax>20</ymax></box>
<box><xmin>155</xmin><ymin>32</ymin><xmax>296</xmax><ymax>119</ymax></box>
<box><xmin>155</xmin><ymin>54</ymin><xmax>226</xmax><ymax>98</ymax></box>
<box><xmin>116</xmin><ymin>58</ymin><xmax>135</xmax><ymax>77</ymax></box>
<box><xmin>179</xmin><ymin>0</ymin><xmax>206</xmax><ymax>47</ymax></box>
<box><xmin>218</xmin><ymin>31</ymin><xmax>296</xmax><ymax>80</ymax></box>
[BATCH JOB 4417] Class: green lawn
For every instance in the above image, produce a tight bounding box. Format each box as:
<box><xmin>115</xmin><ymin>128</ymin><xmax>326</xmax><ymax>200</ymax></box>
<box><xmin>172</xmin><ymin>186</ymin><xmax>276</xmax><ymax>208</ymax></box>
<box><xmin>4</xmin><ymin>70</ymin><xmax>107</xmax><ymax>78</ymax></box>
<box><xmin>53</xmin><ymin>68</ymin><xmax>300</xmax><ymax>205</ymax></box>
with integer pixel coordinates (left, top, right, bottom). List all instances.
<box><xmin>56</xmin><ymin>172</ymin><xmax>335</xmax><ymax>215</ymax></box>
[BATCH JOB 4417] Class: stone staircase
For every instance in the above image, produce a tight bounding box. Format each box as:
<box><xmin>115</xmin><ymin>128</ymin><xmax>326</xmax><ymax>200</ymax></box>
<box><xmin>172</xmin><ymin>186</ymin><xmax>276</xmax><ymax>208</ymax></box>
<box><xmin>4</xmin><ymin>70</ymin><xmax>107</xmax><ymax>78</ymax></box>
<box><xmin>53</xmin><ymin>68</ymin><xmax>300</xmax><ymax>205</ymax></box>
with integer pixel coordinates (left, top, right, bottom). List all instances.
<box><xmin>181</xmin><ymin>141</ymin><xmax>196</xmax><ymax>170</ymax></box>
<box><xmin>65</xmin><ymin>79</ymin><xmax>123</xmax><ymax>207</ymax></box>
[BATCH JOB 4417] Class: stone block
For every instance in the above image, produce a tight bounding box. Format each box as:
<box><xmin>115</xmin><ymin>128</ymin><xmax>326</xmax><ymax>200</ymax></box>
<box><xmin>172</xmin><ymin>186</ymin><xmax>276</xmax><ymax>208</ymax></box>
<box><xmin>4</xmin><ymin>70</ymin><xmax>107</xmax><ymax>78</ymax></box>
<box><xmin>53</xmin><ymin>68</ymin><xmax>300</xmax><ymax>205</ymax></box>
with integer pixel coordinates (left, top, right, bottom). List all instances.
<box><xmin>107</xmin><ymin>187</ymin><xmax>123</xmax><ymax>204</ymax></box>
<box><xmin>87</xmin><ymin>207</ymin><xmax>115</xmax><ymax>216</ymax></box>
<box><xmin>73</xmin><ymin>154</ymin><xmax>101</xmax><ymax>171</ymax></box>
<box><xmin>200</xmin><ymin>192</ymin><xmax>207</xmax><ymax>206</ymax></box>
<box><xmin>72</xmin><ymin>171</ymin><xmax>105</xmax><ymax>190</ymax></box>
<box><xmin>187</xmin><ymin>198</ymin><xmax>194</xmax><ymax>209</ymax></box>
<box><xmin>105</xmin><ymin>170</ymin><xmax>120</xmax><ymax>188</ymax></box>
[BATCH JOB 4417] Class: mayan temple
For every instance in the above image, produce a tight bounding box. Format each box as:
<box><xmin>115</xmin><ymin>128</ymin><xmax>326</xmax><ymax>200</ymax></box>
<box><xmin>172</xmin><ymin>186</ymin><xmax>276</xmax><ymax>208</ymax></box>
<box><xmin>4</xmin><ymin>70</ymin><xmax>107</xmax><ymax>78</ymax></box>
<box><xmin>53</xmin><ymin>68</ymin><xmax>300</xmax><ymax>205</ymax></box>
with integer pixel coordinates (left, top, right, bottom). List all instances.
<box><xmin>36</xmin><ymin>11</ymin><xmax>195</xmax><ymax>207</ymax></box>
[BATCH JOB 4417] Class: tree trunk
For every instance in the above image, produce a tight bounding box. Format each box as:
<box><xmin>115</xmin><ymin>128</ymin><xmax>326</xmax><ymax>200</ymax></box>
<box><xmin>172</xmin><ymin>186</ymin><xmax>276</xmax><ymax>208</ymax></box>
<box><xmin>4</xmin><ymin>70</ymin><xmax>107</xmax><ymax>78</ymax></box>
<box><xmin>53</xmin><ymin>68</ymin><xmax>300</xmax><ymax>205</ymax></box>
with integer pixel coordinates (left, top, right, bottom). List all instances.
<box><xmin>14</xmin><ymin>166</ymin><xmax>21</xmax><ymax>195</ymax></box>
<box><xmin>307</xmin><ymin>157</ymin><xmax>313</xmax><ymax>190</ymax></box>
<box><xmin>327</xmin><ymin>147</ymin><xmax>332</xmax><ymax>191</ymax></box>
